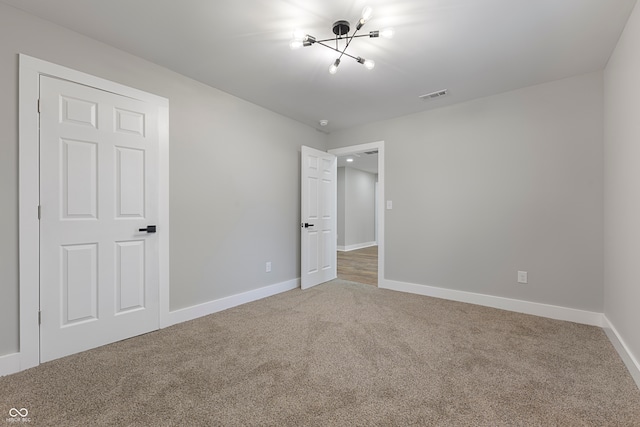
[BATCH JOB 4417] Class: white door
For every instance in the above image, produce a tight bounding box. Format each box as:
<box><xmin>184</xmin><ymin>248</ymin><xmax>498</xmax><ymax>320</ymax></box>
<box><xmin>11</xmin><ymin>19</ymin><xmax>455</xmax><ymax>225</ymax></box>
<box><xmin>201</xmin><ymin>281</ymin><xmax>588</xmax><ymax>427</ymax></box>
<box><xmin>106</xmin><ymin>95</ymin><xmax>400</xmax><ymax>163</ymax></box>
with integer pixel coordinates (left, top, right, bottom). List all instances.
<box><xmin>39</xmin><ymin>75</ymin><xmax>160</xmax><ymax>362</ymax></box>
<box><xmin>301</xmin><ymin>146</ymin><xmax>337</xmax><ymax>289</ymax></box>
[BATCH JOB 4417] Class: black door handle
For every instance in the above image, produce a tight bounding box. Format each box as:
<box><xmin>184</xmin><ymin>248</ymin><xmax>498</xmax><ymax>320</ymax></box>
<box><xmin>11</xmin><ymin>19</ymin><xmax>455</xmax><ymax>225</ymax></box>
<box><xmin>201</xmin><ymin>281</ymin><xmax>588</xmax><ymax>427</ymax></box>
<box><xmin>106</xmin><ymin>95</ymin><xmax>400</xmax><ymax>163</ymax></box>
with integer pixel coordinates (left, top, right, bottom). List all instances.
<box><xmin>302</xmin><ymin>223</ymin><xmax>314</xmax><ymax>228</ymax></box>
<box><xmin>139</xmin><ymin>225</ymin><xmax>157</xmax><ymax>233</ymax></box>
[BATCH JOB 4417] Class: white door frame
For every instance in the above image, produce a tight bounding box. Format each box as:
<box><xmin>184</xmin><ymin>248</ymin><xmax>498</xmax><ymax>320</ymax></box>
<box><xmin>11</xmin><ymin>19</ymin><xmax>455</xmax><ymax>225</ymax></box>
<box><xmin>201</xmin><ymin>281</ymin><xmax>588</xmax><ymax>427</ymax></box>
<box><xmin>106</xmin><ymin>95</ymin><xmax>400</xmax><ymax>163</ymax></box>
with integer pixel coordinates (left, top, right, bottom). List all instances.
<box><xmin>18</xmin><ymin>54</ymin><xmax>170</xmax><ymax>371</ymax></box>
<box><xmin>328</xmin><ymin>141</ymin><xmax>385</xmax><ymax>286</ymax></box>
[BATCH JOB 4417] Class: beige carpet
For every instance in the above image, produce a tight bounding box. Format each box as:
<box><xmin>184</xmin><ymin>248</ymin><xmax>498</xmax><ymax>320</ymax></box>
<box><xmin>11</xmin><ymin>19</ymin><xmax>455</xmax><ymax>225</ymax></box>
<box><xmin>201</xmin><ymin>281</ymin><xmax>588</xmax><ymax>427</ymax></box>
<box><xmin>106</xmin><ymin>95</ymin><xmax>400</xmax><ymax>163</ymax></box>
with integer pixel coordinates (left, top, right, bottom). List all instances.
<box><xmin>1</xmin><ymin>280</ymin><xmax>639</xmax><ymax>426</ymax></box>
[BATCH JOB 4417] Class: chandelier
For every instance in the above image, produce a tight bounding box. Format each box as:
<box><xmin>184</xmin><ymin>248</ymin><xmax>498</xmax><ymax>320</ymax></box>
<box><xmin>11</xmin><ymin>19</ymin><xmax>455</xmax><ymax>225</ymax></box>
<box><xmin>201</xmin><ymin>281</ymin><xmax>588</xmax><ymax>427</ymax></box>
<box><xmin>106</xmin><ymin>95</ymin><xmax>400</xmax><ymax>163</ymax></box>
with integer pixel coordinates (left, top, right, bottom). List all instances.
<box><xmin>290</xmin><ymin>6</ymin><xmax>394</xmax><ymax>74</ymax></box>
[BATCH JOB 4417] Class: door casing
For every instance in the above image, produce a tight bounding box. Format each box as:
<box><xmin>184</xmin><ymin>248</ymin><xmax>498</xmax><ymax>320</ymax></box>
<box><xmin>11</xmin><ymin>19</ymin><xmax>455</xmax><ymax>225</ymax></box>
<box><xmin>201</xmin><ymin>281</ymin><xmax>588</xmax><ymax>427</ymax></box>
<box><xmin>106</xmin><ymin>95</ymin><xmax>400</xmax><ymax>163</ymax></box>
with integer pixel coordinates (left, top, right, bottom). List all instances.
<box><xmin>18</xmin><ymin>54</ymin><xmax>170</xmax><ymax>370</ymax></box>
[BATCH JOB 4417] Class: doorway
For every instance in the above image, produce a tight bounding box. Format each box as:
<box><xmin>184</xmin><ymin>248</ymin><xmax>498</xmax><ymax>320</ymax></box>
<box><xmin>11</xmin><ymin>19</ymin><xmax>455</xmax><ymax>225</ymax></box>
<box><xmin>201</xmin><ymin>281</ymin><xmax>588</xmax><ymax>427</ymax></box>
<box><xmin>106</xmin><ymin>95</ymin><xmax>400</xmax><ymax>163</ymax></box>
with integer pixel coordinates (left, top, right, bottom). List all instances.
<box><xmin>328</xmin><ymin>141</ymin><xmax>384</xmax><ymax>287</ymax></box>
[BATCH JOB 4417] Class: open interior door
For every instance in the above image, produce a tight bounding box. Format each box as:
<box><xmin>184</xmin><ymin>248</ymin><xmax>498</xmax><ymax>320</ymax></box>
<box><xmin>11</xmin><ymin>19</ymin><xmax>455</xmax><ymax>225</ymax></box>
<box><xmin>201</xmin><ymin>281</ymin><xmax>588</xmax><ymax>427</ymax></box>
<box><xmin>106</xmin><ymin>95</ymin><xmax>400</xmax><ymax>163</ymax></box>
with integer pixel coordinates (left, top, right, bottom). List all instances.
<box><xmin>301</xmin><ymin>146</ymin><xmax>337</xmax><ymax>290</ymax></box>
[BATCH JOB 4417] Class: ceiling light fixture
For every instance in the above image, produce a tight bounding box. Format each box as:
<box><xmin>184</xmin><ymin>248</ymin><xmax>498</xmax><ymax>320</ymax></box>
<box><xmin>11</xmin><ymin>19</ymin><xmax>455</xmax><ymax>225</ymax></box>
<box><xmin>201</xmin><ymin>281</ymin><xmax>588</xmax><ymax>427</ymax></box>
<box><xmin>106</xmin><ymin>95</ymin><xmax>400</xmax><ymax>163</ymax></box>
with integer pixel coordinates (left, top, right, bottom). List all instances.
<box><xmin>290</xmin><ymin>6</ymin><xmax>393</xmax><ymax>74</ymax></box>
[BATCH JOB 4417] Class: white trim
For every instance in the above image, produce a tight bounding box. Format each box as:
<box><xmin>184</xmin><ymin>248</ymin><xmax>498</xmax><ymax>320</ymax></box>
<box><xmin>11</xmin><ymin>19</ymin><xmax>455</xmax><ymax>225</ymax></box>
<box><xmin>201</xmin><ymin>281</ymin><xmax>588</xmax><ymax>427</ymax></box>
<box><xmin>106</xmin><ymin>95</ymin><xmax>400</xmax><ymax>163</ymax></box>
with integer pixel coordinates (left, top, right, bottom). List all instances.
<box><xmin>380</xmin><ymin>279</ymin><xmax>604</xmax><ymax>327</ymax></box>
<box><xmin>166</xmin><ymin>279</ymin><xmax>300</xmax><ymax>326</ymax></box>
<box><xmin>603</xmin><ymin>316</ymin><xmax>640</xmax><ymax>389</ymax></box>
<box><xmin>18</xmin><ymin>55</ymin><xmax>41</xmax><ymax>372</ymax></box>
<box><xmin>0</xmin><ymin>352</ymin><xmax>21</xmax><ymax>377</ymax></box>
<box><xmin>18</xmin><ymin>54</ymin><xmax>170</xmax><ymax>371</ymax></box>
<box><xmin>337</xmin><ymin>242</ymin><xmax>377</xmax><ymax>252</ymax></box>
<box><xmin>328</xmin><ymin>141</ymin><xmax>385</xmax><ymax>286</ymax></box>
<box><xmin>158</xmin><ymin>104</ymin><xmax>171</xmax><ymax>329</ymax></box>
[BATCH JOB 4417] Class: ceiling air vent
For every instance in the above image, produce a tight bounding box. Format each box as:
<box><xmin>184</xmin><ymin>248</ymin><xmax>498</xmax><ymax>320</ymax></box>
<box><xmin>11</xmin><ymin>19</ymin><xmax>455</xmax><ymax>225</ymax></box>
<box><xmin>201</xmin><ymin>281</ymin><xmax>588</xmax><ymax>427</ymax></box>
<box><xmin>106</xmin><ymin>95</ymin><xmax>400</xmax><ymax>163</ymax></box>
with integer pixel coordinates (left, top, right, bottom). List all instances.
<box><xmin>364</xmin><ymin>150</ymin><xmax>378</xmax><ymax>155</ymax></box>
<box><xmin>419</xmin><ymin>89</ymin><xmax>448</xmax><ymax>101</ymax></box>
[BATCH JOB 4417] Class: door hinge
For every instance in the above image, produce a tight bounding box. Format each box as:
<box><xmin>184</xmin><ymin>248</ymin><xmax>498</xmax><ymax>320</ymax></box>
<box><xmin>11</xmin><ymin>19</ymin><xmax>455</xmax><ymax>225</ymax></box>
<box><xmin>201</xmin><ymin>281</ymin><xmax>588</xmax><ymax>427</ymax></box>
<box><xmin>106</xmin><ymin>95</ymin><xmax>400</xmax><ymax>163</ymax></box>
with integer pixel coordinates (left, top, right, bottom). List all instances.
<box><xmin>37</xmin><ymin>99</ymin><xmax>41</xmax><ymax>113</ymax></box>
<box><xmin>38</xmin><ymin>311</ymin><xmax>41</xmax><ymax>325</ymax></box>
<box><xmin>38</xmin><ymin>205</ymin><xmax>41</xmax><ymax>220</ymax></box>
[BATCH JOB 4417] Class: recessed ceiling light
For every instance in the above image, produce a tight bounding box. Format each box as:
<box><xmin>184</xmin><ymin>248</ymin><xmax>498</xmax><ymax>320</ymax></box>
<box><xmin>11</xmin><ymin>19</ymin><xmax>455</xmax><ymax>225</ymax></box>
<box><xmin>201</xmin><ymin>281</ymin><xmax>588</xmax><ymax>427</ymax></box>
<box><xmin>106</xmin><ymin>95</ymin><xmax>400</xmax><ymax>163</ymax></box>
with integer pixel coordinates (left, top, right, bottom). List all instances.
<box><xmin>319</xmin><ymin>119</ymin><xmax>328</xmax><ymax>126</ymax></box>
<box><xmin>346</xmin><ymin>158</ymin><xmax>354</xmax><ymax>162</ymax></box>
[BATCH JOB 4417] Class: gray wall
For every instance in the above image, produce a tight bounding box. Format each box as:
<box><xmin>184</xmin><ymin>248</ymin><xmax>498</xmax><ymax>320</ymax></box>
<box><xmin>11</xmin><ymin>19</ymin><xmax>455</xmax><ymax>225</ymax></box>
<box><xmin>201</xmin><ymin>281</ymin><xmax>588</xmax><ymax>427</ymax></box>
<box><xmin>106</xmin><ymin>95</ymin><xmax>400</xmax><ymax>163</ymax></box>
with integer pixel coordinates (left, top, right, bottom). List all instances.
<box><xmin>0</xmin><ymin>3</ymin><xmax>326</xmax><ymax>357</ymax></box>
<box><xmin>337</xmin><ymin>167</ymin><xmax>376</xmax><ymax>248</ymax></box>
<box><xmin>328</xmin><ymin>72</ymin><xmax>604</xmax><ymax>312</ymax></box>
<box><xmin>604</xmin><ymin>1</ymin><xmax>640</xmax><ymax>368</ymax></box>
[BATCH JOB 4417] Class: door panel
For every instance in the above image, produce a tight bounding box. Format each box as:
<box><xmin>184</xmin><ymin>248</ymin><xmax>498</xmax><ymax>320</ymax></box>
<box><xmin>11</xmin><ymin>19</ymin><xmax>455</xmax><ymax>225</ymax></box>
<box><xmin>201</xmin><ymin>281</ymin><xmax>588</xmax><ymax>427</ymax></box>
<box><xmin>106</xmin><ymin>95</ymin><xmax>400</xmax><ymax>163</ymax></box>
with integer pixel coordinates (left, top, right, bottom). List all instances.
<box><xmin>115</xmin><ymin>240</ymin><xmax>146</xmax><ymax>313</ymax></box>
<box><xmin>116</xmin><ymin>147</ymin><xmax>145</xmax><ymax>217</ymax></box>
<box><xmin>114</xmin><ymin>108</ymin><xmax>145</xmax><ymax>136</ymax></box>
<box><xmin>301</xmin><ymin>146</ymin><xmax>337</xmax><ymax>289</ymax></box>
<box><xmin>322</xmin><ymin>230</ymin><xmax>332</xmax><ymax>269</ymax></box>
<box><xmin>61</xmin><ymin>243</ymin><xmax>98</xmax><ymax>325</ymax></box>
<box><xmin>308</xmin><ymin>231</ymin><xmax>319</xmax><ymax>274</ymax></box>
<box><xmin>39</xmin><ymin>75</ymin><xmax>160</xmax><ymax>362</ymax></box>
<box><xmin>61</xmin><ymin>96</ymin><xmax>97</xmax><ymax>128</ymax></box>
<box><xmin>62</xmin><ymin>139</ymin><xmax>98</xmax><ymax>218</ymax></box>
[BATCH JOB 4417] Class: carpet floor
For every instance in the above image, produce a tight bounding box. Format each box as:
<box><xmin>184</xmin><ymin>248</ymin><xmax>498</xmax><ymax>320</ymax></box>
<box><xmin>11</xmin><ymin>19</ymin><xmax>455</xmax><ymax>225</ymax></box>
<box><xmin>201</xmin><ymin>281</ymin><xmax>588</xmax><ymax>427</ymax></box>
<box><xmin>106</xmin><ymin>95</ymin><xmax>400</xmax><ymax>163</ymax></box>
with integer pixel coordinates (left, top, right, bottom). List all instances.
<box><xmin>1</xmin><ymin>280</ymin><xmax>639</xmax><ymax>426</ymax></box>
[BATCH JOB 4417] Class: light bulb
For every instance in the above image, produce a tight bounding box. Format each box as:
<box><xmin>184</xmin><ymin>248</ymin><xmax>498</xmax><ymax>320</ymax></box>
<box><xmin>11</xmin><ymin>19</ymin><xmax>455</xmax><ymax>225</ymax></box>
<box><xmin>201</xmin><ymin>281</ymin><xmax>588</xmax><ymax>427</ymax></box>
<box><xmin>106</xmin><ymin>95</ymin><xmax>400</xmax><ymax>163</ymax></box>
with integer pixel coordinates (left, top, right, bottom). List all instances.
<box><xmin>364</xmin><ymin>59</ymin><xmax>375</xmax><ymax>70</ymax></box>
<box><xmin>380</xmin><ymin>28</ymin><xmax>394</xmax><ymax>39</ymax></box>
<box><xmin>357</xmin><ymin>6</ymin><xmax>373</xmax><ymax>29</ymax></box>
<box><xmin>329</xmin><ymin>58</ymin><xmax>341</xmax><ymax>74</ymax></box>
<box><xmin>362</xmin><ymin>6</ymin><xmax>373</xmax><ymax>22</ymax></box>
<box><xmin>289</xmin><ymin>40</ymin><xmax>304</xmax><ymax>50</ymax></box>
<box><xmin>293</xmin><ymin>28</ymin><xmax>305</xmax><ymax>40</ymax></box>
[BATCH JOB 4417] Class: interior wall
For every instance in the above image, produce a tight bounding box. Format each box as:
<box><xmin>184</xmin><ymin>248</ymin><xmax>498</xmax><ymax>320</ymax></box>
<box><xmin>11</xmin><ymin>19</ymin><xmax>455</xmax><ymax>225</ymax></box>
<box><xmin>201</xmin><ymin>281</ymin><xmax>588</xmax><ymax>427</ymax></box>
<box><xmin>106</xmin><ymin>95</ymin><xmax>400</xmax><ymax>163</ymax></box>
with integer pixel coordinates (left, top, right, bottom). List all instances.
<box><xmin>343</xmin><ymin>167</ymin><xmax>376</xmax><ymax>248</ymax></box>
<box><xmin>604</xmin><ymin>0</ymin><xmax>640</xmax><ymax>368</ymax></box>
<box><xmin>0</xmin><ymin>3</ymin><xmax>326</xmax><ymax>358</ymax></box>
<box><xmin>337</xmin><ymin>168</ymin><xmax>346</xmax><ymax>248</ymax></box>
<box><xmin>327</xmin><ymin>72</ymin><xmax>604</xmax><ymax>312</ymax></box>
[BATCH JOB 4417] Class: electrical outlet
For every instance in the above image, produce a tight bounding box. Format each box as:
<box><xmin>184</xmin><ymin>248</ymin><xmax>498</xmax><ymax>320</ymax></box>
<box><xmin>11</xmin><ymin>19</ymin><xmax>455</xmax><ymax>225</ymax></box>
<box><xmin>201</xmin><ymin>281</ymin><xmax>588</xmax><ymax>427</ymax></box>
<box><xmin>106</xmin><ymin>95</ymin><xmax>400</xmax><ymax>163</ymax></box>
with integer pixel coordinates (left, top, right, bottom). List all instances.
<box><xmin>266</xmin><ymin>262</ymin><xmax>272</xmax><ymax>273</ymax></box>
<box><xmin>517</xmin><ymin>271</ymin><xmax>528</xmax><ymax>284</ymax></box>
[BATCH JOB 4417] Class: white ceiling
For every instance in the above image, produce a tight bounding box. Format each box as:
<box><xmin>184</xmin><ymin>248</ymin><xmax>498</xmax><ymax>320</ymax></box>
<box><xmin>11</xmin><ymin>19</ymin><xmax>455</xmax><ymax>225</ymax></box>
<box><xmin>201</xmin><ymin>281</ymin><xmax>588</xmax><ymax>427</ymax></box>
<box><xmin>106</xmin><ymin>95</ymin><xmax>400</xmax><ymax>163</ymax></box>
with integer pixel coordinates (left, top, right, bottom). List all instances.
<box><xmin>338</xmin><ymin>153</ymin><xmax>379</xmax><ymax>174</ymax></box>
<box><xmin>3</xmin><ymin>0</ymin><xmax>636</xmax><ymax>132</ymax></box>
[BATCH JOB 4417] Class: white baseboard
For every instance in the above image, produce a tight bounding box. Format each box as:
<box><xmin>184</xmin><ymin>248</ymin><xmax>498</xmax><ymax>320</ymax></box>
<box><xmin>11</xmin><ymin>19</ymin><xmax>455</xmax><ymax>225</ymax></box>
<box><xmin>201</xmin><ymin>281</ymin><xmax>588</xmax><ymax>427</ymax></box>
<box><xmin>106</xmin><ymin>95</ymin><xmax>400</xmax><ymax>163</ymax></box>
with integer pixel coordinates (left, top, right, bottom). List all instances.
<box><xmin>0</xmin><ymin>352</ymin><xmax>21</xmax><ymax>377</ymax></box>
<box><xmin>379</xmin><ymin>279</ymin><xmax>604</xmax><ymax>327</ymax></box>
<box><xmin>166</xmin><ymin>278</ymin><xmax>300</xmax><ymax>326</ymax></box>
<box><xmin>603</xmin><ymin>316</ymin><xmax>640</xmax><ymax>390</ymax></box>
<box><xmin>337</xmin><ymin>242</ymin><xmax>377</xmax><ymax>252</ymax></box>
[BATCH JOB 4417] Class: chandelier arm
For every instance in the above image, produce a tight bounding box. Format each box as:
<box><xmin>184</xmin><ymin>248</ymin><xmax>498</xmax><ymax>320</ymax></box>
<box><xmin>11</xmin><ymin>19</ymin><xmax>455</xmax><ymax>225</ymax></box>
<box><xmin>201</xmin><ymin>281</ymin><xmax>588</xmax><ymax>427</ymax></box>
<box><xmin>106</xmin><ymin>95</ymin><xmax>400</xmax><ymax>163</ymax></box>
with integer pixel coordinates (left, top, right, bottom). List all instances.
<box><xmin>316</xmin><ymin>36</ymin><xmax>346</xmax><ymax>43</ymax></box>
<box><xmin>314</xmin><ymin>42</ymin><xmax>360</xmax><ymax>61</ymax></box>
<box><xmin>315</xmin><ymin>34</ymin><xmax>371</xmax><ymax>44</ymax></box>
<box><xmin>342</xmin><ymin>25</ymin><xmax>363</xmax><ymax>55</ymax></box>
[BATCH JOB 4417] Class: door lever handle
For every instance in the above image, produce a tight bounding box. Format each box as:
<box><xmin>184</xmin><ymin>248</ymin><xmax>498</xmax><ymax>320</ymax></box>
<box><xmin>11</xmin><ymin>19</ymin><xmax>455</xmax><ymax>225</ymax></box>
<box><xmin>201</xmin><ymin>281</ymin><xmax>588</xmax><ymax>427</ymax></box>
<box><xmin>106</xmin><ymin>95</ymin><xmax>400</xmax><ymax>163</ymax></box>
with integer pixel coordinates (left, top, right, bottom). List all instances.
<box><xmin>302</xmin><ymin>223</ymin><xmax>314</xmax><ymax>228</ymax></box>
<box><xmin>139</xmin><ymin>225</ymin><xmax>157</xmax><ymax>233</ymax></box>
